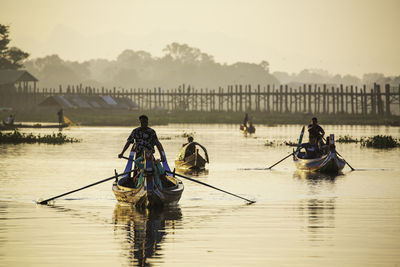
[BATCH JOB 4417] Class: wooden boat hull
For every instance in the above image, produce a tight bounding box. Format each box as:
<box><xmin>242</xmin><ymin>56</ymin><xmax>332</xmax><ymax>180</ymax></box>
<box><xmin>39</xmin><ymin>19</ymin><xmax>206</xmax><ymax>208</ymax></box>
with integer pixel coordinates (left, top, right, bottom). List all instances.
<box><xmin>112</xmin><ymin>177</ymin><xmax>148</xmax><ymax>206</ymax></box>
<box><xmin>112</xmin><ymin>175</ymin><xmax>184</xmax><ymax>208</ymax></box>
<box><xmin>175</xmin><ymin>153</ymin><xmax>206</xmax><ymax>172</ymax></box>
<box><xmin>293</xmin><ymin>151</ymin><xmax>345</xmax><ymax>173</ymax></box>
<box><xmin>175</xmin><ymin>142</ymin><xmax>209</xmax><ymax>173</ymax></box>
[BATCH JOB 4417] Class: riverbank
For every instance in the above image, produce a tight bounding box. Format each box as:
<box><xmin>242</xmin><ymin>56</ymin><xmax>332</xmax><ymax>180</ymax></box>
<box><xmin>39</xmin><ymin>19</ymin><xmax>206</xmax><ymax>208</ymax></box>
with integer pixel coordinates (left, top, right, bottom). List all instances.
<box><xmin>2</xmin><ymin>108</ymin><xmax>400</xmax><ymax>126</ymax></box>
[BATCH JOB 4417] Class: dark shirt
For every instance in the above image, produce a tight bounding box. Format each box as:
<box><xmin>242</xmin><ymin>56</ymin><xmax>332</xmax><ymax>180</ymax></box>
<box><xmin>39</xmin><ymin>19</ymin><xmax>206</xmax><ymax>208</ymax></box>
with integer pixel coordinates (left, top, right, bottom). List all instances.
<box><xmin>243</xmin><ymin>114</ymin><xmax>248</xmax><ymax>126</ymax></box>
<box><xmin>127</xmin><ymin>126</ymin><xmax>160</xmax><ymax>155</ymax></box>
<box><xmin>183</xmin><ymin>142</ymin><xmax>196</xmax><ymax>158</ymax></box>
<box><xmin>308</xmin><ymin>124</ymin><xmax>325</xmax><ymax>139</ymax></box>
<box><xmin>57</xmin><ymin>110</ymin><xmax>64</xmax><ymax>123</ymax></box>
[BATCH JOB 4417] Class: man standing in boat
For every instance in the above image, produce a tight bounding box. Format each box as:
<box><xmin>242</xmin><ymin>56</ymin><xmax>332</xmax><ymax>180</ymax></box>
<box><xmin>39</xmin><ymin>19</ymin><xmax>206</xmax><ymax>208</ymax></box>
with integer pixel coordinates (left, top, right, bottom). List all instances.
<box><xmin>57</xmin><ymin>109</ymin><xmax>64</xmax><ymax>126</ymax></box>
<box><xmin>118</xmin><ymin>115</ymin><xmax>166</xmax><ymax>162</ymax></box>
<box><xmin>243</xmin><ymin>113</ymin><xmax>249</xmax><ymax>127</ymax></box>
<box><xmin>308</xmin><ymin>117</ymin><xmax>325</xmax><ymax>148</ymax></box>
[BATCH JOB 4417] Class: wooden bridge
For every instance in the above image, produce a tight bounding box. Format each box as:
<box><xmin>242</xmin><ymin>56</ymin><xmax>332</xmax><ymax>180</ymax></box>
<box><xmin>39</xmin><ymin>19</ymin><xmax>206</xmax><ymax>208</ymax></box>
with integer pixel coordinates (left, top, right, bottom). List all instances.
<box><xmin>2</xmin><ymin>83</ymin><xmax>400</xmax><ymax>116</ymax></box>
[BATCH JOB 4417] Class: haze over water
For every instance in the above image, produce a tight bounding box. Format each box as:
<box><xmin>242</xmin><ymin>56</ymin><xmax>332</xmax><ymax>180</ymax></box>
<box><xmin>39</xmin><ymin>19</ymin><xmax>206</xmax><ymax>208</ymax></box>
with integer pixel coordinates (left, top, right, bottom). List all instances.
<box><xmin>0</xmin><ymin>124</ymin><xmax>399</xmax><ymax>266</ymax></box>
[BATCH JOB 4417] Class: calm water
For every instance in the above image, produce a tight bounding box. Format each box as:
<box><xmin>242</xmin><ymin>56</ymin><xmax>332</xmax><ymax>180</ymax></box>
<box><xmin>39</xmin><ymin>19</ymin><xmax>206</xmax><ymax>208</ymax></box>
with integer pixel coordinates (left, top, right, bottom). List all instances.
<box><xmin>0</xmin><ymin>124</ymin><xmax>399</xmax><ymax>267</ymax></box>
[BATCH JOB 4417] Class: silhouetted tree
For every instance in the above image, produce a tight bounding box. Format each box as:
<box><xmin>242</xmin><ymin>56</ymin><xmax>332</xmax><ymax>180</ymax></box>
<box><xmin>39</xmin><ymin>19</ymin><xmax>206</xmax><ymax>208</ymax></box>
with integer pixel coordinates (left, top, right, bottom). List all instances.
<box><xmin>0</xmin><ymin>24</ymin><xmax>29</xmax><ymax>69</ymax></box>
<box><xmin>24</xmin><ymin>54</ymin><xmax>91</xmax><ymax>87</ymax></box>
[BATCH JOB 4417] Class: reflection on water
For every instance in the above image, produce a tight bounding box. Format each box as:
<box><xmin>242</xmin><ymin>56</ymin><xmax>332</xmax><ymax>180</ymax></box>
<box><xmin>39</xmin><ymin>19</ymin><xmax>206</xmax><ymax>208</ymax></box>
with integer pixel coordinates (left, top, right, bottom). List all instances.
<box><xmin>113</xmin><ymin>204</ymin><xmax>182</xmax><ymax>266</ymax></box>
<box><xmin>176</xmin><ymin>168</ymin><xmax>209</xmax><ymax>177</ymax></box>
<box><xmin>293</xmin><ymin>170</ymin><xmax>341</xmax><ymax>182</ymax></box>
<box><xmin>0</xmin><ymin>124</ymin><xmax>399</xmax><ymax>266</ymax></box>
<box><xmin>300</xmin><ymin>198</ymin><xmax>336</xmax><ymax>244</ymax></box>
<box><xmin>293</xmin><ymin>170</ymin><xmax>337</xmax><ymax>245</ymax></box>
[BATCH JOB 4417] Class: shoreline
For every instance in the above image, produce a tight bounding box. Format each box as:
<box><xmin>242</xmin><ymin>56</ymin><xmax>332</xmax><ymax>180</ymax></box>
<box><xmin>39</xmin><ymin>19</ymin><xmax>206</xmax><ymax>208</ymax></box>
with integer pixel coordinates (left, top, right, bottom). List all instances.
<box><xmin>2</xmin><ymin>108</ymin><xmax>399</xmax><ymax>127</ymax></box>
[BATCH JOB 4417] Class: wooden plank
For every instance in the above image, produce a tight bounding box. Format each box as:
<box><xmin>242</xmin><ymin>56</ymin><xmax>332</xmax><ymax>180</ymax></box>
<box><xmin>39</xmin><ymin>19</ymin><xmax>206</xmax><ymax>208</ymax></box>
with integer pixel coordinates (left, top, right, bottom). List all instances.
<box><xmin>385</xmin><ymin>84</ymin><xmax>391</xmax><ymax>116</ymax></box>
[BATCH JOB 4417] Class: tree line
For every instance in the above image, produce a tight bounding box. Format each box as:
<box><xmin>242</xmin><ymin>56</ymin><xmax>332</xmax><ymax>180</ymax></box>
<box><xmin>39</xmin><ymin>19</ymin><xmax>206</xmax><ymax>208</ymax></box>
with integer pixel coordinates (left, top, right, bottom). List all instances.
<box><xmin>1</xmin><ymin>23</ymin><xmax>399</xmax><ymax>89</ymax></box>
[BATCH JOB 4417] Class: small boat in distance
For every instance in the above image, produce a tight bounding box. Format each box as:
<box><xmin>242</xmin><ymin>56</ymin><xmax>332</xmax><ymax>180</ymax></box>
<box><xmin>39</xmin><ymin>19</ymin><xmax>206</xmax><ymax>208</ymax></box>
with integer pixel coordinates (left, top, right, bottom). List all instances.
<box><xmin>293</xmin><ymin>134</ymin><xmax>345</xmax><ymax>173</ymax></box>
<box><xmin>175</xmin><ymin>142</ymin><xmax>209</xmax><ymax>173</ymax></box>
<box><xmin>113</xmin><ymin>149</ymin><xmax>184</xmax><ymax>208</ymax></box>
<box><xmin>240</xmin><ymin>124</ymin><xmax>255</xmax><ymax>135</ymax></box>
<box><xmin>240</xmin><ymin>113</ymin><xmax>255</xmax><ymax>135</ymax></box>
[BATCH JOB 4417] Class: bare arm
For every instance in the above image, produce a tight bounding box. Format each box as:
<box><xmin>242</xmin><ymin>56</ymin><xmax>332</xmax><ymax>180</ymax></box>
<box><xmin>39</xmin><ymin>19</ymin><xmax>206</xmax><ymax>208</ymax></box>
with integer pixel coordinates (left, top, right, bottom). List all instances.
<box><xmin>156</xmin><ymin>142</ymin><xmax>166</xmax><ymax>162</ymax></box>
<box><xmin>118</xmin><ymin>141</ymin><xmax>132</xmax><ymax>158</ymax></box>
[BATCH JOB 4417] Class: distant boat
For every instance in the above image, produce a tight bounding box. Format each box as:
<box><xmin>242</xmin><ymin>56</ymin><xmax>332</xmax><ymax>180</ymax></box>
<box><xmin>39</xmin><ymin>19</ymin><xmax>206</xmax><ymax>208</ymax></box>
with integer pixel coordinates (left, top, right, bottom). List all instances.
<box><xmin>240</xmin><ymin>124</ymin><xmax>255</xmax><ymax>134</ymax></box>
<box><xmin>175</xmin><ymin>142</ymin><xmax>209</xmax><ymax>173</ymax></box>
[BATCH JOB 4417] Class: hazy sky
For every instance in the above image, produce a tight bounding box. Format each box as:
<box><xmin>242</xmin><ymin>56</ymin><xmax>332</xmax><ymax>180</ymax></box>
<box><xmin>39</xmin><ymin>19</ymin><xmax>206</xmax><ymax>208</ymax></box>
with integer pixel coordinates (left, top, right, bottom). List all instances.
<box><xmin>1</xmin><ymin>0</ymin><xmax>399</xmax><ymax>76</ymax></box>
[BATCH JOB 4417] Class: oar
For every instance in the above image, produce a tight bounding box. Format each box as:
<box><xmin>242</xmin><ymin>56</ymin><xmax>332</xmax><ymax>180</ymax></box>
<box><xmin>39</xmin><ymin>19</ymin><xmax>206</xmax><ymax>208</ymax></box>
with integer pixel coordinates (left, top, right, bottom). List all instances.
<box><xmin>37</xmin><ymin>169</ymin><xmax>135</xmax><ymax>205</ymax></box>
<box><xmin>266</xmin><ymin>152</ymin><xmax>294</xmax><ymax>169</ymax></box>
<box><xmin>322</xmin><ymin>136</ymin><xmax>355</xmax><ymax>171</ymax></box>
<box><xmin>121</xmin><ymin>156</ymin><xmax>255</xmax><ymax>204</ymax></box>
<box><xmin>335</xmin><ymin>150</ymin><xmax>355</xmax><ymax>171</ymax></box>
<box><xmin>167</xmin><ymin>170</ymin><xmax>255</xmax><ymax>204</ymax></box>
<box><xmin>265</xmin><ymin>126</ymin><xmax>302</xmax><ymax>169</ymax></box>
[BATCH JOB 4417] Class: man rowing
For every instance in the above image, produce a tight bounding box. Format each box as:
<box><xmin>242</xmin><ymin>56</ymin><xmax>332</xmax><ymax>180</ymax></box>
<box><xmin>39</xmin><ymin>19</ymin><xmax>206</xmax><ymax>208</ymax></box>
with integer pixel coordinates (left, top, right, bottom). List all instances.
<box><xmin>308</xmin><ymin>117</ymin><xmax>325</xmax><ymax>148</ymax></box>
<box><xmin>118</xmin><ymin>115</ymin><xmax>166</xmax><ymax>162</ymax></box>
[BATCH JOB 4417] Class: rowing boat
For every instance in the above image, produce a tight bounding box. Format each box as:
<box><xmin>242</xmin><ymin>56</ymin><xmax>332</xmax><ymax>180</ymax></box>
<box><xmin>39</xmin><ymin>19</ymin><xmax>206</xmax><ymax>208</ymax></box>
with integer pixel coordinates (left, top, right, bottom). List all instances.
<box><xmin>293</xmin><ymin>134</ymin><xmax>345</xmax><ymax>173</ymax></box>
<box><xmin>175</xmin><ymin>142</ymin><xmax>209</xmax><ymax>172</ymax></box>
<box><xmin>113</xmin><ymin>149</ymin><xmax>184</xmax><ymax>208</ymax></box>
<box><xmin>240</xmin><ymin>124</ymin><xmax>255</xmax><ymax>134</ymax></box>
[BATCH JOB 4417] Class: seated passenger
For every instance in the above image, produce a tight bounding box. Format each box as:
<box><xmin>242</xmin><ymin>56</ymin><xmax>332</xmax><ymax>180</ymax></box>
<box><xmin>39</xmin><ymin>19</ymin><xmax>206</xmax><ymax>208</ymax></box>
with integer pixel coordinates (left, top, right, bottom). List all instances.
<box><xmin>3</xmin><ymin>114</ymin><xmax>14</xmax><ymax>125</ymax></box>
<box><xmin>182</xmin><ymin>136</ymin><xmax>195</xmax><ymax>158</ymax></box>
<box><xmin>300</xmin><ymin>139</ymin><xmax>320</xmax><ymax>159</ymax></box>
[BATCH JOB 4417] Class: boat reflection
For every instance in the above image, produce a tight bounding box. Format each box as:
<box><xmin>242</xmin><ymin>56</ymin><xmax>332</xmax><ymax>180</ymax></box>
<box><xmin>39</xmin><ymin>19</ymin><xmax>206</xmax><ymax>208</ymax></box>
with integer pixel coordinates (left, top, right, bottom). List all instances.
<box><xmin>113</xmin><ymin>204</ymin><xmax>182</xmax><ymax>266</ymax></box>
<box><xmin>293</xmin><ymin>170</ymin><xmax>339</xmax><ymax>244</ymax></box>
<box><xmin>293</xmin><ymin>170</ymin><xmax>343</xmax><ymax>182</ymax></box>
<box><xmin>176</xmin><ymin>168</ymin><xmax>209</xmax><ymax>176</ymax></box>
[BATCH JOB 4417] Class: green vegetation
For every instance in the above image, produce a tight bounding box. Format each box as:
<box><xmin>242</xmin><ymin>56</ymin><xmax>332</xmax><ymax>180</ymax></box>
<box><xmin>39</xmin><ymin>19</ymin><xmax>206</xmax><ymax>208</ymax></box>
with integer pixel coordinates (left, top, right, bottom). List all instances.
<box><xmin>360</xmin><ymin>135</ymin><xmax>400</xmax><ymax>148</ymax></box>
<box><xmin>178</xmin><ymin>131</ymin><xmax>196</xmax><ymax>138</ymax></box>
<box><xmin>265</xmin><ymin>140</ymin><xmax>296</xmax><ymax>147</ymax></box>
<box><xmin>336</xmin><ymin>134</ymin><xmax>400</xmax><ymax>148</ymax></box>
<box><xmin>0</xmin><ymin>130</ymin><xmax>80</xmax><ymax>144</ymax></box>
<box><xmin>336</xmin><ymin>135</ymin><xmax>360</xmax><ymax>143</ymax></box>
<box><xmin>264</xmin><ymin>140</ymin><xmax>275</xmax><ymax>146</ymax></box>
